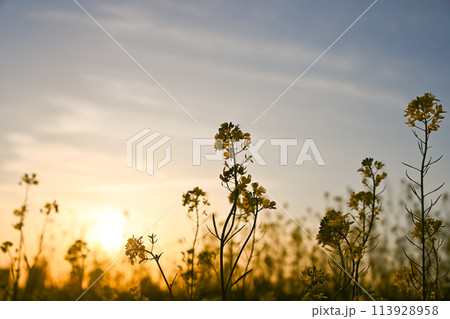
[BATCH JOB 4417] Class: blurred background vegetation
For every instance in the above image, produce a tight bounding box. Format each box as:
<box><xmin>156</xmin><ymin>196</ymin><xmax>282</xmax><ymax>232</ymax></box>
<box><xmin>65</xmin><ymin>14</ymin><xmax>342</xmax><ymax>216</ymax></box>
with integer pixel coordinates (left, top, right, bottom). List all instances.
<box><xmin>1</xmin><ymin>173</ymin><xmax>448</xmax><ymax>301</ymax></box>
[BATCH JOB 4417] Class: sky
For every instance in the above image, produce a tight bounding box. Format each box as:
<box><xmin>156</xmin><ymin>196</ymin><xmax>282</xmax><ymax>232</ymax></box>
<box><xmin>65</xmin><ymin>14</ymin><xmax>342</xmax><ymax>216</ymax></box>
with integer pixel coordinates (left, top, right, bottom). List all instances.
<box><xmin>1</xmin><ymin>0</ymin><xmax>450</xmax><ymax>268</ymax></box>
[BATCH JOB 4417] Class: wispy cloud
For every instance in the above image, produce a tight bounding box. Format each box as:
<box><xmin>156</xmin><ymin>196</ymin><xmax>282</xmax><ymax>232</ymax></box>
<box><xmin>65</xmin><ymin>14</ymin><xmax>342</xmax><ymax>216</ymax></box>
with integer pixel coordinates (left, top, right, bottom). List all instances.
<box><xmin>2</xmin><ymin>0</ymin><xmax>449</xmax><ymax>231</ymax></box>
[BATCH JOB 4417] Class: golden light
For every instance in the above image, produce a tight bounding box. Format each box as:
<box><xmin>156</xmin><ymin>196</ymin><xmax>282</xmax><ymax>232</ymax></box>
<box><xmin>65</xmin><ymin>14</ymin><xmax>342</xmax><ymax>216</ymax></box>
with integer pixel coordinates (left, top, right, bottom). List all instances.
<box><xmin>89</xmin><ymin>209</ymin><xmax>126</xmax><ymax>251</ymax></box>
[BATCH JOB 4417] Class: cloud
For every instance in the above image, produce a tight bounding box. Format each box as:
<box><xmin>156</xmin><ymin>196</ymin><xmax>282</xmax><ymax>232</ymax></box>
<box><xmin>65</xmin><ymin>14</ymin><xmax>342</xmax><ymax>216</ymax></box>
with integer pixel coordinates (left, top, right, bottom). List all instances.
<box><xmin>3</xmin><ymin>132</ymin><xmax>117</xmax><ymax>178</ymax></box>
<box><xmin>27</xmin><ymin>8</ymin><xmax>89</xmax><ymax>25</ymax></box>
<box><xmin>35</xmin><ymin>95</ymin><xmax>106</xmax><ymax>134</ymax></box>
<box><xmin>81</xmin><ymin>73</ymin><xmax>170</xmax><ymax>110</ymax></box>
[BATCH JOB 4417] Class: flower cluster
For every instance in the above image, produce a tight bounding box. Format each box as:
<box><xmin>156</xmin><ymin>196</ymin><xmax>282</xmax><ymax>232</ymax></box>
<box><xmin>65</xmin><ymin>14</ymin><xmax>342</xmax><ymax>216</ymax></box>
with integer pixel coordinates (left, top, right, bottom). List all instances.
<box><xmin>13</xmin><ymin>206</ymin><xmax>26</xmax><ymax>220</ymax></box>
<box><xmin>343</xmin><ymin>242</ymin><xmax>366</xmax><ymax>262</ymax></box>
<box><xmin>0</xmin><ymin>241</ymin><xmax>13</xmax><ymax>253</ymax></box>
<box><xmin>220</xmin><ymin>164</ymin><xmax>248</xmax><ymax>188</ymax></box>
<box><xmin>317</xmin><ymin>209</ymin><xmax>351</xmax><ymax>249</ymax></box>
<box><xmin>301</xmin><ymin>265</ymin><xmax>329</xmax><ymax>287</ymax></box>
<box><xmin>125</xmin><ymin>234</ymin><xmax>164</xmax><ymax>265</ymax></box>
<box><xmin>125</xmin><ymin>235</ymin><xmax>147</xmax><ymax>265</ymax></box>
<box><xmin>300</xmin><ymin>266</ymin><xmax>329</xmax><ymax>301</ymax></box>
<box><xmin>358</xmin><ymin>158</ymin><xmax>387</xmax><ymax>188</ymax></box>
<box><xmin>214</xmin><ymin>122</ymin><xmax>251</xmax><ymax>159</ymax></box>
<box><xmin>404</xmin><ymin>93</ymin><xmax>446</xmax><ymax>133</ymax></box>
<box><xmin>19</xmin><ymin>173</ymin><xmax>39</xmax><ymax>186</ymax></box>
<box><xmin>411</xmin><ymin>217</ymin><xmax>443</xmax><ymax>245</ymax></box>
<box><xmin>182</xmin><ymin>187</ymin><xmax>210</xmax><ymax>213</ymax></box>
<box><xmin>392</xmin><ymin>267</ymin><xmax>412</xmax><ymax>294</ymax></box>
<box><xmin>65</xmin><ymin>240</ymin><xmax>89</xmax><ymax>272</ymax></box>
<box><xmin>40</xmin><ymin>200</ymin><xmax>59</xmax><ymax>215</ymax></box>
<box><xmin>239</xmin><ymin>182</ymin><xmax>276</xmax><ymax>215</ymax></box>
<box><xmin>348</xmin><ymin>191</ymin><xmax>374</xmax><ymax>219</ymax></box>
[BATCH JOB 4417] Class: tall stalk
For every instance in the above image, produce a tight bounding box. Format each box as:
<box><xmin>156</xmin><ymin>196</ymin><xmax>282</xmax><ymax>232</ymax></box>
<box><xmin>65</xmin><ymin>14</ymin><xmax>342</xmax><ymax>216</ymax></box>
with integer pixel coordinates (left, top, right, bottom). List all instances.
<box><xmin>208</xmin><ymin>122</ymin><xmax>276</xmax><ymax>300</ymax></box>
<box><xmin>182</xmin><ymin>187</ymin><xmax>209</xmax><ymax>300</ymax></box>
<box><xmin>125</xmin><ymin>234</ymin><xmax>178</xmax><ymax>300</ymax></box>
<box><xmin>318</xmin><ymin>158</ymin><xmax>386</xmax><ymax>300</ymax></box>
<box><xmin>403</xmin><ymin>93</ymin><xmax>446</xmax><ymax>300</ymax></box>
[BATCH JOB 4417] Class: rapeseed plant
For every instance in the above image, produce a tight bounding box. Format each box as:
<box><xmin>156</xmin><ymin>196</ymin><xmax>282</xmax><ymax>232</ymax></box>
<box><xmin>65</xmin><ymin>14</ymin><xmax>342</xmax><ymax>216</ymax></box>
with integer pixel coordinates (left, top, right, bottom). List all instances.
<box><xmin>1</xmin><ymin>173</ymin><xmax>59</xmax><ymax>300</ymax></box>
<box><xmin>125</xmin><ymin>234</ymin><xmax>177</xmax><ymax>299</ymax></box>
<box><xmin>180</xmin><ymin>186</ymin><xmax>210</xmax><ymax>300</ymax></box>
<box><xmin>208</xmin><ymin>122</ymin><xmax>276</xmax><ymax>300</ymax></box>
<box><xmin>403</xmin><ymin>93</ymin><xmax>446</xmax><ymax>300</ymax></box>
<box><xmin>317</xmin><ymin>158</ymin><xmax>387</xmax><ymax>300</ymax></box>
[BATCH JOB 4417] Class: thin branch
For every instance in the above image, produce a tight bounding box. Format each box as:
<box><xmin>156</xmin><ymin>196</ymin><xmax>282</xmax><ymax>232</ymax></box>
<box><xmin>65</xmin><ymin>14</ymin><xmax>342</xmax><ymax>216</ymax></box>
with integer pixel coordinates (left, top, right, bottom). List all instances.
<box><xmin>424</xmin><ymin>183</ymin><xmax>445</xmax><ymax>198</ymax></box>
<box><xmin>402</xmin><ymin>162</ymin><xmax>420</xmax><ymax>172</ymax></box>
<box><xmin>224</xmin><ymin>224</ymin><xmax>246</xmax><ymax>246</ymax></box>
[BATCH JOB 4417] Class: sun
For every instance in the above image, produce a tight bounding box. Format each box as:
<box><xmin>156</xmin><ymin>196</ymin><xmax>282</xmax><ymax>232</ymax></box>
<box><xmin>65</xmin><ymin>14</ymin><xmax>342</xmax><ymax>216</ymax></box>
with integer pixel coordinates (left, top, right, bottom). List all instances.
<box><xmin>91</xmin><ymin>209</ymin><xmax>126</xmax><ymax>251</ymax></box>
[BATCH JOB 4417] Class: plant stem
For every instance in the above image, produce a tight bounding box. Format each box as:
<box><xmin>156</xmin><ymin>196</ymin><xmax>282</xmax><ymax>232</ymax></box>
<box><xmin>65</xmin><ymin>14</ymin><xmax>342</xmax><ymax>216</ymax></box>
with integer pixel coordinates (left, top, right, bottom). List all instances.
<box><xmin>23</xmin><ymin>213</ymin><xmax>50</xmax><ymax>299</ymax></box>
<box><xmin>219</xmin><ymin>199</ymin><xmax>238</xmax><ymax>300</ymax></box>
<box><xmin>148</xmin><ymin>252</ymin><xmax>174</xmax><ymax>300</ymax></box>
<box><xmin>242</xmin><ymin>225</ymin><xmax>257</xmax><ymax>296</ymax></box>
<box><xmin>225</xmin><ymin>209</ymin><xmax>259</xmax><ymax>293</ymax></box>
<box><xmin>420</xmin><ymin>121</ymin><xmax>429</xmax><ymax>300</ymax></box>
<box><xmin>12</xmin><ymin>184</ymin><xmax>30</xmax><ymax>301</ymax></box>
<box><xmin>189</xmin><ymin>205</ymin><xmax>200</xmax><ymax>300</ymax></box>
<box><xmin>219</xmin><ymin>141</ymin><xmax>239</xmax><ymax>300</ymax></box>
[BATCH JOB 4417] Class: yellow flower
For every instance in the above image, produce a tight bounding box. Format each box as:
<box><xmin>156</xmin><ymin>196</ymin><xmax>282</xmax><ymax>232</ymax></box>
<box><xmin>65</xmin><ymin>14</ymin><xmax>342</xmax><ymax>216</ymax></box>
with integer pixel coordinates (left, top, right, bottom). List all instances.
<box><xmin>125</xmin><ymin>235</ymin><xmax>146</xmax><ymax>265</ymax></box>
<box><xmin>392</xmin><ymin>267</ymin><xmax>412</xmax><ymax>293</ymax></box>
<box><xmin>317</xmin><ymin>210</ymin><xmax>351</xmax><ymax>248</ymax></box>
<box><xmin>214</xmin><ymin>122</ymin><xmax>251</xmax><ymax>154</ymax></box>
<box><xmin>404</xmin><ymin>93</ymin><xmax>446</xmax><ymax>133</ymax></box>
<box><xmin>411</xmin><ymin>217</ymin><xmax>443</xmax><ymax>243</ymax></box>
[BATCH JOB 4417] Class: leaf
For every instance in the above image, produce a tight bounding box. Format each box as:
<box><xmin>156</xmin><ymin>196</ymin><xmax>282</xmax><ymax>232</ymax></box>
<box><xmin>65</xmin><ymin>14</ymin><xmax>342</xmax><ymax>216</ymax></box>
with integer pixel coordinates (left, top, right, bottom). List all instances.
<box><xmin>170</xmin><ymin>271</ymin><xmax>179</xmax><ymax>288</ymax></box>
<box><xmin>205</xmin><ymin>224</ymin><xmax>219</xmax><ymax>239</ymax></box>
<box><xmin>224</xmin><ymin>224</ymin><xmax>246</xmax><ymax>245</ymax></box>
<box><xmin>212</xmin><ymin>213</ymin><xmax>219</xmax><ymax>236</ymax></box>
<box><xmin>231</xmin><ymin>269</ymin><xmax>253</xmax><ymax>288</ymax></box>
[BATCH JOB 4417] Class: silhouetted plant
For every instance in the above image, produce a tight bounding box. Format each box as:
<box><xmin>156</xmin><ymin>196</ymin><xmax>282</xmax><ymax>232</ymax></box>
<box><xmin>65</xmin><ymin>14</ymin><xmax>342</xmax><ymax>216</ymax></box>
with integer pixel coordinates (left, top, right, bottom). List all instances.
<box><xmin>0</xmin><ymin>173</ymin><xmax>58</xmax><ymax>300</ymax></box>
<box><xmin>392</xmin><ymin>266</ymin><xmax>413</xmax><ymax>299</ymax></box>
<box><xmin>129</xmin><ymin>286</ymin><xmax>149</xmax><ymax>301</ymax></box>
<box><xmin>180</xmin><ymin>187</ymin><xmax>209</xmax><ymax>300</ymax></box>
<box><xmin>207</xmin><ymin>122</ymin><xmax>276</xmax><ymax>300</ymax></box>
<box><xmin>125</xmin><ymin>234</ymin><xmax>178</xmax><ymax>299</ymax></box>
<box><xmin>317</xmin><ymin>158</ymin><xmax>386</xmax><ymax>300</ymax></box>
<box><xmin>403</xmin><ymin>93</ymin><xmax>446</xmax><ymax>300</ymax></box>
<box><xmin>65</xmin><ymin>240</ymin><xmax>89</xmax><ymax>291</ymax></box>
<box><xmin>300</xmin><ymin>265</ymin><xmax>329</xmax><ymax>300</ymax></box>
<box><xmin>317</xmin><ymin>209</ymin><xmax>352</xmax><ymax>298</ymax></box>
<box><xmin>347</xmin><ymin>158</ymin><xmax>387</xmax><ymax>299</ymax></box>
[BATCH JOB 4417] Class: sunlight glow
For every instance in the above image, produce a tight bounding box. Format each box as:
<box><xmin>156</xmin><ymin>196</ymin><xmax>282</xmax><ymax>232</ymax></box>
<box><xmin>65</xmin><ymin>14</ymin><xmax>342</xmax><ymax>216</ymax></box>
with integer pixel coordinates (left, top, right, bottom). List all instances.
<box><xmin>90</xmin><ymin>209</ymin><xmax>126</xmax><ymax>251</ymax></box>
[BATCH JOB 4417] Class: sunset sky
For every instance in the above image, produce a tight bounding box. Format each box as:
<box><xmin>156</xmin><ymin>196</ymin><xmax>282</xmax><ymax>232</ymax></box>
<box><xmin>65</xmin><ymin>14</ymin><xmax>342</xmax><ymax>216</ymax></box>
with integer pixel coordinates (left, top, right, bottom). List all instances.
<box><xmin>1</xmin><ymin>0</ymin><xmax>450</xmax><ymax>270</ymax></box>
